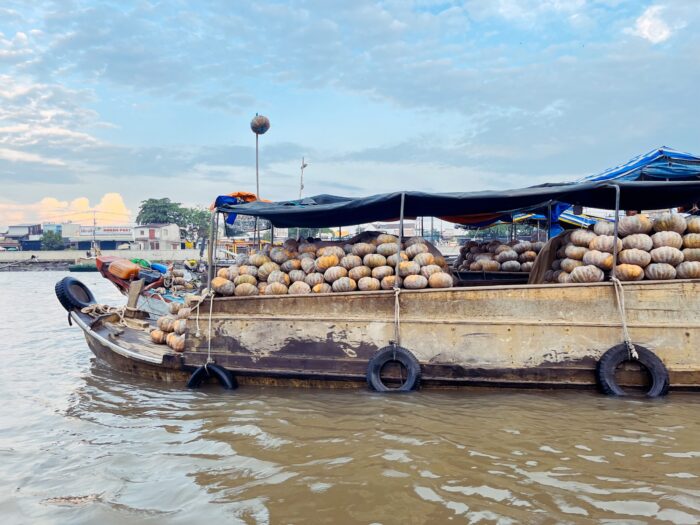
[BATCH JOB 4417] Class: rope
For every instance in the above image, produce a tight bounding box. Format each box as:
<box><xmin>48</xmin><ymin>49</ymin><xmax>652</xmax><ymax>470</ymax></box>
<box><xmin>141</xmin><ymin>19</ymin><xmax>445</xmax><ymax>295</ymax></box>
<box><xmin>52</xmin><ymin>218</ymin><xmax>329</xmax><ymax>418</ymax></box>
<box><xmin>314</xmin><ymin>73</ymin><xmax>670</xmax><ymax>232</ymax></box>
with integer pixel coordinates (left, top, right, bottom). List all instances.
<box><xmin>206</xmin><ymin>291</ymin><xmax>215</xmax><ymax>364</ymax></box>
<box><xmin>611</xmin><ymin>276</ymin><xmax>639</xmax><ymax>360</ymax></box>
<box><xmin>393</xmin><ymin>286</ymin><xmax>401</xmax><ymax>347</ymax></box>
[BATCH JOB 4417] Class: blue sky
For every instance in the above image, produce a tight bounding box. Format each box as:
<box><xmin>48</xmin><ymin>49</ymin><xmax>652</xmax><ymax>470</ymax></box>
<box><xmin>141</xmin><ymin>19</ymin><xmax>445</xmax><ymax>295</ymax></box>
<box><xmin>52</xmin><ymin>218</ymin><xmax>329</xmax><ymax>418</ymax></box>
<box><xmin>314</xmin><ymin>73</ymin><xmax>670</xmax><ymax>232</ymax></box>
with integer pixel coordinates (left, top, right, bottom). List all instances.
<box><xmin>0</xmin><ymin>0</ymin><xmax>699</xmax><ymax>226</ymax></box>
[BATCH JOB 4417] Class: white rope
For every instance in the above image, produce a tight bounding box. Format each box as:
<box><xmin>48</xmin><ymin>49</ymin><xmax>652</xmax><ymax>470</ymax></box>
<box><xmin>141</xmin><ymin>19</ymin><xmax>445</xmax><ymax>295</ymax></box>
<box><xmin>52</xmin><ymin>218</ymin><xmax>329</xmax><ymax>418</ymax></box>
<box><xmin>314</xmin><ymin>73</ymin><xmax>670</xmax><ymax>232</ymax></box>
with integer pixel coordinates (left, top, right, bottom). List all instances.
<box><xmin>206</xmin><ymin>291</ymin><xmax>215</xmax><ymax>364</ymax></box>
<box><xmin>611</xmin><ymin>276</ymin><xmax>639</xmax><ymax>360</ymax></box>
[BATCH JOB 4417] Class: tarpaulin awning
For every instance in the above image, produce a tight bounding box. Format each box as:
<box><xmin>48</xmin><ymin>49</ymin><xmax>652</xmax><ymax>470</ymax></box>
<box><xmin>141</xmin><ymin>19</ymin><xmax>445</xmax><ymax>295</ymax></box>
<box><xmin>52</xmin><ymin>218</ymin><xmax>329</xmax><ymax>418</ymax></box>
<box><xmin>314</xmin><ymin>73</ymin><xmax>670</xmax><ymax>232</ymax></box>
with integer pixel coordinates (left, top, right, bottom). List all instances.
<box><xmin>580</xmin><ymin>146</ymin><xmax>700</xmax><ymax>182</ymax></box>
<box><xmin>214</xmin><ymin>180</ymin><xmax>700</xmax><ymax>229</ymax></box>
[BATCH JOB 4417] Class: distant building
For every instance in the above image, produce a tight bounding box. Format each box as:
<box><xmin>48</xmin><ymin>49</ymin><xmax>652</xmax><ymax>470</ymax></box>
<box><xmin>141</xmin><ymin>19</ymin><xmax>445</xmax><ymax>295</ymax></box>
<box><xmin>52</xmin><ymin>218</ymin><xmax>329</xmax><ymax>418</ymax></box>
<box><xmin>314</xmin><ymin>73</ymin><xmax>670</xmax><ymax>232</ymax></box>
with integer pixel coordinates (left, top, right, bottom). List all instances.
<box><xmin>61</xmin><ymin>224</ymin><xmax>134</xmax><ymax>250</ymax></box>
<box><xmin>133</xmin><ymin>224</ymin><xmax>181</xmax><ymax>250</ymax></box>
<box><xmin>371</xmin><ymin>221</ymin><xmax>417</xmax><ymax>237</ymax></box>
<box><xmin>6</xmin><ymin>224</ymin><xmax>42</xmax><ymax>239</ymax></box>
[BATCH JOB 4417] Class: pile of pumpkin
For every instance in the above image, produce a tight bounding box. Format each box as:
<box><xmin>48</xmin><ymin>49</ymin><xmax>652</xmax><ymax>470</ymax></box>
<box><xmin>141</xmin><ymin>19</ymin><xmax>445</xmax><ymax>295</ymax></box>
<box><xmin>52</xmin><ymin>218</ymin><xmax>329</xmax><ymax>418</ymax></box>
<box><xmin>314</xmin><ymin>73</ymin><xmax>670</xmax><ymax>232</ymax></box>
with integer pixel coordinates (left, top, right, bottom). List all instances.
<box><xmin>545</xmin><ymin>213</ymin><xmax>700</xmax><ymax>283</ymax></box>
<box><xmin>455</xmin><ymin>240</ymin><xmax>545</xmax><ymax>273</ymax></box>
<box><xmin>210</xmin><ymin>235</ymin><xmax>455</xmax><ymax>297</ymax></box>
<box><xmin>149</xmin><ymin>302</ymin><xmax>190</xmax><ymax>351</ymax></box>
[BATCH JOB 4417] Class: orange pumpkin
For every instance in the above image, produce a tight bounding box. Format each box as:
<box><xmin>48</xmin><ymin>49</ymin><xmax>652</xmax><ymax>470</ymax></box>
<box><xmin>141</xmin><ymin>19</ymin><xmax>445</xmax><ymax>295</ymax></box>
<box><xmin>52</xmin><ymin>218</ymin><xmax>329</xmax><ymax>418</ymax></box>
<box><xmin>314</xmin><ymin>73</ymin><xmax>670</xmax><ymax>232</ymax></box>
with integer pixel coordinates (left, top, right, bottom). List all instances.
<box><xmin>614</xmin><ymin>264</ymin><xmax>644</xmax><ymax>281</ymax></box>
<box><xmin>582</xmin><ymin>250</ymin><xmax>613</xmax><ymax>270</ymax></box>
<box><xmin>216</xmin><ymin>267</ymin><xmax>229</xmax><ymax>279</ymax></box>
<box><xmin>358</xmin><ymin>276</ymin><xmax>381</xmax><ymax>291</ymax></box>
<box><xmin>280</xmin><ymin>259</ymin><xmax>302</xmax><ymax>272</ymax></box>
<box><xmin>387</xmin><ymin>252</ymin><xmax>409</xmax><ymax>266</ymax></box>
<box><xmin>315</xmin><ymin>255</ymin><xmax>340</xmax><ymax>272</ymax></box>
<box><xmin>298</xmin><ymin>242</ymin><xmax>316</xmax><ymax>254</ymax></box>
<box><xmin>304</xmin><ymin>272</ymin><xmax>325</xmax><ymax>287</ymax></box>
<box><xmin>564</xmin><ymin>244</ymin><xmax>587</xmax><ymax>261</ymax></box>
<box><xmin>560</xmin><ymin>258</ymin><xmax>584</xmax><ymax>273</ymax></box>
<box><xmin>168</xmin><ymin>302</ymin><xmax>182</xmax><ymax>315</ymax></box>
<box><xmin>257</xmin><ymin>262</ymin><xmax>280</xmax><ymax>281</ymax></box>
<box><xmin>312</xmin><ymin>283</ymin><xmax>333</xmax><ymax>293</ymax></box>
<box><xmin>234</xmin><ymin>283</ymin><xmax>259</xmax><ymax>296</ymax></box>
<box><xmin>518</xmin><ymin>251</ymin><xmax>537</xmax><ymax>263</ymax></box>
<box><xmin>428</xmin><ymin>272</ymin><xmax>453</xmax><ymax>288</ymax></box>
<box><xmin>683</xmin><ymin>233</ymin><xmax>700</xmax><ymax>249</ymax></box>
<box><xmin>317</xmin><ymin>246</ymin><xmax>345</xmax><ymax>259</ymax></box>
<box><xmin>264</xmin><ymin>282</ymin><xmax>288</xmax><ymax>295</ymax></box>
<box><xmin>211</xmin><ymin>276</ymin><xmax>234</xmax><ymax>296</ymax></box>
<box><xmin>381</xmin><ymin>275</ymin><xmax>402</xmax><ymax>289</ymax></box>
<box><xmin>288</xmin><ymin>281</ymin><xmax>312</xmax><ymax>295</ymax></box>
<box><xmin>324</xmin><ymin>266</ymin><xmax>348</xmax><ymax>283</ymax></box>
<box><xmin>332</xmin><ymin>277</ymin><xmax>357</xmax><ymax>292</ymax></box>
<box><xmin>420</xmin><ymin>264</ymin><xmax>443</xmax><ymax>279</ymax></box>
<box><xmin>238</xmin><ymin>265</ymin><xmax>258</xmax><ymax>277</ymax></box>
<box><xmin>267</xmin><ymin>270</ymin><xmax>291</xmax><ymax>286</ymax></box>
<box><xmin>686</xmin><ymin>216</ymin><xmax>700</xmax><ymax>234</ymax></box>
<box><xmin>371</xmin><ymin>265</ymin><xmax>394</xmax><ymax>280</ymax></box>
<box><xmin>480</xmin><ymin>260</ymin><xmax>500</xmax><ymax>271</ymax></box>
<box><xmin>398</xmin><ymin>261</ymin><xmax>421</xmax><ymax>277</ymax></box>
<box><xmin>348</xmin><ymin>266</ymin><xmax>372</xmax><ymax>281</ymax></box>
<box><xmin>167</xmin><ymin>333</ymin><xmax>186</xmax><ymax>352</ymax></box>
<box><xmin>150</xmin><ymin>329</ymin><xmax>167</xmax><ymax>344</ymax></box>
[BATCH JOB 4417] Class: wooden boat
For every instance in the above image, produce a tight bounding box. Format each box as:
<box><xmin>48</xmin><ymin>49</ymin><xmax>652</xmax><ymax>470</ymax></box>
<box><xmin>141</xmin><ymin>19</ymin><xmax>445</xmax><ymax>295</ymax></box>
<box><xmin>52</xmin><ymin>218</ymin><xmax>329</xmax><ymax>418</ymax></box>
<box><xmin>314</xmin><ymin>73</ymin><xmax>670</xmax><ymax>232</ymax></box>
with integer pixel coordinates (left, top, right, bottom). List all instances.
<box><xmin>56</xmin><ymin>178</ymin><xmax>700</xmax><ymax>396</ymax></box>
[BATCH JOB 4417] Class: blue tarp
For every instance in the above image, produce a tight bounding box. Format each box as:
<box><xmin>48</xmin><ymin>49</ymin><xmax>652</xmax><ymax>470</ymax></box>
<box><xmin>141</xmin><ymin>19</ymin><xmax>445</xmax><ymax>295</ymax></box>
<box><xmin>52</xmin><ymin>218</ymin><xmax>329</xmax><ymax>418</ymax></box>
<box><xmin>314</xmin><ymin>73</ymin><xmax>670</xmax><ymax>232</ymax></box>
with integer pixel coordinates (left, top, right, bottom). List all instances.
<box><xmin>580</xmin><ymin>146</ymin><xmax>700</xmax><ymax>182</ymax></box>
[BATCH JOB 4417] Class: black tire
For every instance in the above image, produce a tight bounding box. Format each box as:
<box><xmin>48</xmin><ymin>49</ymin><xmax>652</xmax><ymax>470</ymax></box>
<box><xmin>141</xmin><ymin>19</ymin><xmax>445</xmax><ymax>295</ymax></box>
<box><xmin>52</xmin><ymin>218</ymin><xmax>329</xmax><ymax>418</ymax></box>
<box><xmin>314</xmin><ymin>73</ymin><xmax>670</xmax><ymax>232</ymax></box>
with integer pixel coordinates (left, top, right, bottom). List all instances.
<box><xmin>367</xmin><ymin>346</ymin><xmax>421</xmax><ymax>392</ymax></box>
<box><xmin>55</xmin><ymin>277</ymin><xmax>96</xmax><ymax>311</ymax></box>
<box><xmin>186</xmin><ymin>364</ymin><xmax>238</xmax><ymax>390</ymax></box>
<box><xmin>596</xmin><ymin>344</ymin><xmax>669</xmax><ymax>398</ymax></box>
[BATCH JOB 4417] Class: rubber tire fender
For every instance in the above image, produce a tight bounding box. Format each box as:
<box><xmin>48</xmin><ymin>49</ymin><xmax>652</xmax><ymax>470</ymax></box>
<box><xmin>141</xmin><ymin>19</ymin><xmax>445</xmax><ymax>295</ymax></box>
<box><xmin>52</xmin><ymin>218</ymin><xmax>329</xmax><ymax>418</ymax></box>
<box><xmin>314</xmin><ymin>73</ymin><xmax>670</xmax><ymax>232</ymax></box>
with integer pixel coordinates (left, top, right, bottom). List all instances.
<box><xmin>596</xmin><ymin>344</ymin><xmax>669</xmax><ymax>398</ymax></box>
<box><xmin>55</xmin><ymin>277</ymin><xmax>96</xmax><ymax>311</ymax></box>
<box><xmin>367</xmin><ymin>346</ymin><xmax>421</xmax><ymax>392</ymax></box>
<box><xmin>186</xmin><ymin>363</ymin><xmax>238</xmax><ymax>390</ymax></box>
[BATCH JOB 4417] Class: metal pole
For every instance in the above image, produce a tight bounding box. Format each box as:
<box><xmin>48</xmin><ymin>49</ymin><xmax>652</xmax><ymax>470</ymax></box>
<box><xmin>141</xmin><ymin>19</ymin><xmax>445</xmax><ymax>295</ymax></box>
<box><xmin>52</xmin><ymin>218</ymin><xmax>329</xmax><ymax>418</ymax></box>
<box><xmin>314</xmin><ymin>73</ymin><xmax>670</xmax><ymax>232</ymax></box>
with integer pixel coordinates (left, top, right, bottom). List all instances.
<box><xmin>546</xmin><ymin>202</ymin><xmax>552</xmax><ymax>240</ymax></box>
<box><xmin>612</xmin><ymin>185</ymin><xmax>621</xmax><ymax>279</ymax></box>
<box><xmin>393</xmin><ymin>192</ymin><xmax>406</xmax><ymax>347</ymax></box>
<box><xmin>206</xmin><ymin>211</ymin><xmax>216</xmax><ymax>289</ymax></box>
<box><xmin>255</xmin><ymin>134</ymin><xmax>260</xmax><ymax>250</ymax></box>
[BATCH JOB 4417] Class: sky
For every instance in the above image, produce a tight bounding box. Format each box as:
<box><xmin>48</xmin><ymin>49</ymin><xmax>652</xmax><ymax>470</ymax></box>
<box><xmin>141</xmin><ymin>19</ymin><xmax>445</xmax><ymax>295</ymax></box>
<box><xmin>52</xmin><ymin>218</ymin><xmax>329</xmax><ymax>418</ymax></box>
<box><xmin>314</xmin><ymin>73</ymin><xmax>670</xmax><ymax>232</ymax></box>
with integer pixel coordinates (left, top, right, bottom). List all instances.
<box><xmin>1</xmin><ymin>0</ymin><xmax>699</xmax><ymax>227</ymax></box>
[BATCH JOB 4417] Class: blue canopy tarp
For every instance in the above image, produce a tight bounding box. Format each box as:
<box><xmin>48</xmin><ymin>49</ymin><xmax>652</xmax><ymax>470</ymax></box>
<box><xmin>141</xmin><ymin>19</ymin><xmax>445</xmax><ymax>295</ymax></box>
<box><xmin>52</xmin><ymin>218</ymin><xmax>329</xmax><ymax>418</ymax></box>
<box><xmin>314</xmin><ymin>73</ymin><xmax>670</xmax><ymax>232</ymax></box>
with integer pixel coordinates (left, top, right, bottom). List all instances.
<box><xmin>580</xmin><ymin>146</ymin><xmax>700</xmax><ymax>182</ymax></box>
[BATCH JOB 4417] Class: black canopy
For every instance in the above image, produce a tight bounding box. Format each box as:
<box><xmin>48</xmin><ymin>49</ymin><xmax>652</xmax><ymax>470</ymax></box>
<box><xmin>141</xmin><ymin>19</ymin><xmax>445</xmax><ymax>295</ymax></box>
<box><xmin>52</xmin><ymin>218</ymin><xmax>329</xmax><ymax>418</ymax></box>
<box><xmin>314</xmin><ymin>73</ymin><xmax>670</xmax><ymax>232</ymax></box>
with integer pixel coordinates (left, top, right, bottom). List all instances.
<box><xmin>214</xmin><ymin>180</ymin><xmax>700</xmax><ymax>228</ymax></box>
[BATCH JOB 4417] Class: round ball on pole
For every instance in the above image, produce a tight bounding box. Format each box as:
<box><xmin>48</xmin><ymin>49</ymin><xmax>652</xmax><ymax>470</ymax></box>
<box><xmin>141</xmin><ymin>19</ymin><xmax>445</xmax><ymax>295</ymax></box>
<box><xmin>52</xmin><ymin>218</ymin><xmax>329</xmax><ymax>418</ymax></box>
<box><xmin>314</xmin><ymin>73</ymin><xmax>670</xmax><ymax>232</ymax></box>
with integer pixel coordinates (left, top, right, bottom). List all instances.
<box><xmin>250</xmin><ymin>114</ymin><xmax>270</xmax><ymax>135</ymax></box>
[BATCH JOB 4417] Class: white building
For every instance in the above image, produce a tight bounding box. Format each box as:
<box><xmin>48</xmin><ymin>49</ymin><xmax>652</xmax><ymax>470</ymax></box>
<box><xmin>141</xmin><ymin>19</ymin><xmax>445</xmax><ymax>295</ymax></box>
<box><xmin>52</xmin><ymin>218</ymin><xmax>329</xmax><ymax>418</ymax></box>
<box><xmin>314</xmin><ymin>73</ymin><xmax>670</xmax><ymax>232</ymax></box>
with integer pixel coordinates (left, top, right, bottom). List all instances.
<box><xmin>133</xmin><ymin>224</ymin><xmax>181</xmax><ymax>250</ymax></box>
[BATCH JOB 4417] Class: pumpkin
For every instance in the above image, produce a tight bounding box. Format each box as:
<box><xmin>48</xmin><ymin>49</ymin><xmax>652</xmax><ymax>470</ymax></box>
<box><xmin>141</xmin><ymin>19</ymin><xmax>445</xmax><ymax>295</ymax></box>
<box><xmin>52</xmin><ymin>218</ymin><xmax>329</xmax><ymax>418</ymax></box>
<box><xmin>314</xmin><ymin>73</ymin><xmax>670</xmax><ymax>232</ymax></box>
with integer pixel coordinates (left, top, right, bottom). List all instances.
<box><xmin>340</xmin><ymin>255</ymin><xmax>363</xmax><ymax>269</ymax></box>
<box><xmin>377</xmin><ymin>234</ymin><xmax>399</xmax><ymax>244</ymax></box>
<box><xmin>622</xmin><ymin>234</ymin><xmax>653</xmax><ymax>251</ymax></box>
<box><xmin>264</xmin><ymin>282</ymin><xmax>288</xmax><ymax>295</ymax></box>
<box><xmin>686</xmin><ymin>216</ymin><xmax>700</xmax><ymax>234</ymax></box>
<box><xmin>157</xmin><ymin>315</ymin><xmax>176</xmax><ymax>332</ymax></box>
<box><xmin>168</xmin><ymin>302</ymin><xmax>182</xmax><ymax>315</ymax></box>
<box><xmin>343</xmin><ymin>243</ymin><xmax>354</xmax><ymax>254</ymax></box>
<box><xmin>211</xmin><ymin>276</ymin><xmax>234</xmax><ymax>296</ymax></box>
<box><xmin>551</xmin><ymin>259</ymin><xmax>562</xmax><ymax>271</ymax></box>
<box><xmin>676</xmin><ymin>261</ymin><xmax>700</xmax><ymax>279</ymax></box>
<box><xmin>644</xmin><ymin>263</ymin><xmax>676</xmax><ymax>280</ymax></box>
<box><xmin>283</xmin><ymin>238</ymin><xmax>298</xmax><ymax>250</ymax></box>
<box><xmin>248</xmin><ymin>253</ymin><xmax>271</xmax><ymax>267</ymax></box>
<box><xmin>614</xmin><ymin>264</ymin><xmax>644</xmax><ymax>281</ymax></box>
<box><xmin>593</xmin><ymin>221</ymin><xmax>615</xmax><ymax>236</ymax></box>
<box><xmin>405</xmin><ymin>237</ymin><xmax>427</xmax><ymax>247</ymax></box>
<box><xmin>352</xmin><ymin>243</ymin><xmax>375</xmax><ymax>257</ymax></box>
<box><xmin>480</xmin><ymin>260</ymin><xmax>500</xmax><ymax>271</ymax></box>
<box><xmin>412</xmin><ymin>252</ymin><xmax>435</xmax><ymax>267</ymax></box>
<box><xmin>403</xmin><ymin>275</ymin><xmax>428</xmax><ymax>289</ymax></box>
<box><xmin>177</xmin><ymin>307</ymin><xmax>191</xmax><ymax>320</ymax></box>
<box><xmin>288</xmin><ymin>281</ymin><xmax>312</xmax><ymax>295</ymax></box>
<box><xmin>398</xmin><ymin>261</ymin><xmax>421</xmax><ymax>277</ymax></box>
<box><xmin>315</xmin><ymin>255</ymin><xmax>340</xmax><ymax>271</ymax></box>
<box><xmin>570</xmin><ymin>229</ymin><xmax>597</xmax><ymax>247</ymax></box>
<box><xmin>167</xmin><ymin>333</ymin><xmax>186</xmax><ymax>352</ymax></box>
<box><xmin>299</xmin><ymin>243</ymin><xmax>316</xmax><ymax>254</ymax></box>
<box><xmin>683</xmin><ymin>233</ymin><xmax>700</xmax><ymax>249</ymax></box>
<box><xmin>560</xmin><ymin>258</ymin><xmax>584</xmax><ymax>273</ymax></box>
<box><xmin>495</xmin><ymin>244</ymin><xmax>513</xmax><ymax>255</ymax></box>
<box><xmin>381</xmin><ymin>275</ymin><xmax>402</xmax><ymax>289</ymax></box>
<box><xmin>372</xmin><ymin>265</ymin><xmax>394</xmax><ymax>280</ymax></box>
<box><xmin>332</xmin><ymin>277</ymin><xmax>357</xmax><ymax>292</ymax></box>
<box><xmin>358</xmin><ymin>276</ymin><xmax>381</xmax><ymax>291</ymax></box>
<box><xmin>653</xmin><ymin>212</ymin><xmax>686</xmax><ymax>234</ymax></box>
<box><xmin>589</xmin><ymin>235</ymin><xmax>622</xmax><ymax>254</ymax></box>
<box><xmin>258</xmin><ymin>262</ymin><xmax>280</xmax><ymax>281</ymax></box>
<box><xmin>376</xmin><ymin>242</ymin><xmax>400</xmax><ymax>257</ymax></box>
<box><xmin>556</xmin><ymin>246</ymin><xmax>568</xmax><ymax>259</ymax></box>
<box><xmin>564</xmin><ymin>244</ymin><xmax>587</xmax><ymax>261</ymax></box>
<box><xmin>234</xmin><ymin>283</ymin><xmax>259</xmax><ymax>296</ymax></box>
<box><xmin>618</xmin><ymin>214</ymin><xmax>653</xmax><ymax>236</ymax></box>
<box><xmin>280</xmin><ymin>259</ymin><xmax>302</xmax><ymax>272</ymax></box>
<box><xmin>556</xmin><ymin>271</ymin><xmax>572</xmax><ymax>284</ymax></box>
<box><xmin>301</xmin><ymin>257</ymin><xmax>316</xmax><ymax>274</ymax></box>
<box><xmin>406</xmin><ymin>243</ymin><xmax>429</xmax><ymax>259</ymax></box>
<box><xmin>651</xmin><ymin>231</ymin><xmax>683</xmax><ymax>249</ymax></box>
<box><xmin>269</xmin><ymin>247</ymin><xmax>292</xmax><ymax>264</ymax></box>
<box><xmin>257</xmin><ymin>282</ymin><xmax>267</xmax><ymax>294</ymax></box>
<box><xmin>519</xmin><ymin>251</ymin><xmax>537</xmax><ymax>263</ymax></box>
<box><xmin>618</xmin><ymin>249</ymin><xmax>651</xmax><ymax>267</ymax></box>
<box><xmin>650</xmin><ymin>246</ymin><xmax>684</xmax><ymax>266</ymax></box>
<box><xmin>267</xmin><ymin>270</ymin><xmax>291</xmax><ymax>286</ymax></box>
<box><xmin>532</xmin><ymin>241</ymin><xmax>545</xmax><ymax>253</ymax></box>
<box><xmin>234</xmin><ymin>274</ymin><xmax>257</xmax><ymax>286</ymax></box>
<box><xmin>288</xmin><ymin>269</ymin><xmax>306</xmax><ymax>283</ymax></box>
<box><xmin>426</xmin><ymin>272</ymin><xmax>451</xmax><ymax>288</ymax></box>
<box><xmin>299</xmin><ymin>252</ymin><xmax>315</xmax><ymax>260</ymax></box>
<box><xmin>239</xmin><ymin>265</ymin><xmax>258</xmax><ymax>278</ymax></box>
<box><xmin>150</xmin><ymin>329</ymin><xmax>167</xmax><ymax>344</ymax></box>
<box><xmin>348</xmin><ymin>266</ymin><xmax>372</xmax><ymax>281</ymax></box>
<box><xmin>304</xmin><ymin>272</ymin><xmax>325</xmax><ymax>287</ymax></box>
<box><xmin>512</xmin><ymin>241</ymin><xmax>532</xmax><ymax>254</ymax></box>
<box><xmin>317</xmin><ymin>246</ymin><xmax>345</xmax><ymax>259</ymax></box>
<box><xmin>496</xmin><ymin>250</ymin><xmax>518</xmax><ymax>263</ymax></box>
<box><xmin>469</xmin><ymin>261</ymin><xmax>482</xmax><ymax>271</ymax></box>
<box><xmin>216</xmin><ymin>267</ymin><xmax>229</xmax><ymax>279</ymax></box>
<box><xmin>173</xmin><ymin>319</ymin><xmax>188</xmax><ymax>335</ymax></box>
<box><xmin>260</xmin><ymin>244</ymin><xmax>271</xmax><ymax>255</ymax></box>
<box><xmin>225</xmin><ymin>266</ymin><xmax>241</xmax><ymax>281</ymax></box>
<box><xmin>324</xmin><ymin>266</ymin><xmax>348</xmax><ymax>283</ymax></box>
<box><xmin>363</xmin><ymin>253</ymin><xmax>387</xmax><ymax>268</ymax></box>
<box><xmin>312</xmin><ymin>283</ymin><xmax>332</xmax><ymax>293</ymax></box>
<box><xmin>570</xmin><ymin>265</ymin><xmax>604</xmax><ymax>283</ymax></box>
<box><xmin>544</xmin><ymin>270</ymin><xmax>554</xmax><ymax>282</ymax></box>
<box><xmin>387</xmin><ymin>252</ymin><xmax>409</xmax><ymax>266</ymax></box>
<box><xmin>682</xmin><ymin>248</ymin><xmax>700</xmax><ymax>262</ymax></box>
<box><xmin>552</xmin><ymin>270</ymin><xmax>563</xmax><ymax>281</ymax></box>
<box><xmin>420</xmin><ymin>264</ymin><xmax>443</xmax><ymax>279</ymax></box>
<box><xmin>520</xmin><ymin>261</ymin><xmax>534</xmax><ymax>272</ymax></box>
<box><xmin>501</xmin><ymin>260</ymin><xmax>521</xmax><ymax>272</ymax></box>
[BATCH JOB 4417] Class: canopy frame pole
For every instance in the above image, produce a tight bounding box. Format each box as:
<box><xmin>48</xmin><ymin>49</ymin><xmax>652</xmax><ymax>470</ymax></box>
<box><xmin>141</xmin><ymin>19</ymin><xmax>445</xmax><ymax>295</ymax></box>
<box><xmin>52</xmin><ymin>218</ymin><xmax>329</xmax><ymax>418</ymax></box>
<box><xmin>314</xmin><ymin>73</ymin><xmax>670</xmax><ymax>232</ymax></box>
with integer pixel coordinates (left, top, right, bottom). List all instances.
<box><xmin>206</xmin><ymin>211</ymin><xmax>217</xmax><ymax>289</ymax></box>
<box><xmin>546</xmin><ymin>201</ymin><xmax>552</xmax><ymax>240</ymax></box>
<box><xmin>392</xmin><ymin>192</ymin><xmax>406</xmax><ymax>348</ymax></box>
<box><xmin>611</xmin><ymin>184</ymin><xmax>621</xmax><ymax>277</ymax></box>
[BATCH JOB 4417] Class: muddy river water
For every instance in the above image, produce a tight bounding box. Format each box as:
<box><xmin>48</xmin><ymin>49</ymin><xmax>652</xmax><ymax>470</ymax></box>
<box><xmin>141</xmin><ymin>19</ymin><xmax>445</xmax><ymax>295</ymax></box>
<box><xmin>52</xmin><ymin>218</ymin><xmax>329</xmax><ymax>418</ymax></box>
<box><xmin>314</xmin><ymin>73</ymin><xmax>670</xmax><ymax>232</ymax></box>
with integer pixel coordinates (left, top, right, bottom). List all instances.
<box><xmin>1</xmin><ymin>272</ymin><xmax>699</xmax><ymax>524</ymax></box>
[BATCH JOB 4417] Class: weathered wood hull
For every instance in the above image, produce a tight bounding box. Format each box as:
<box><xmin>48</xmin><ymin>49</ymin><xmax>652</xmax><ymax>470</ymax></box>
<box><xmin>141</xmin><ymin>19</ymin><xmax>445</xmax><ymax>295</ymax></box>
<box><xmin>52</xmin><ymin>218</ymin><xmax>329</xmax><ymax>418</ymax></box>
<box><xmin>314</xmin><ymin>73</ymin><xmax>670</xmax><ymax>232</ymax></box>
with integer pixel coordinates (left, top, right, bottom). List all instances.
<box><xmin>76</xmin><ymin>280</ymin><xmax>700</xmax><ymax>390</ymax></box>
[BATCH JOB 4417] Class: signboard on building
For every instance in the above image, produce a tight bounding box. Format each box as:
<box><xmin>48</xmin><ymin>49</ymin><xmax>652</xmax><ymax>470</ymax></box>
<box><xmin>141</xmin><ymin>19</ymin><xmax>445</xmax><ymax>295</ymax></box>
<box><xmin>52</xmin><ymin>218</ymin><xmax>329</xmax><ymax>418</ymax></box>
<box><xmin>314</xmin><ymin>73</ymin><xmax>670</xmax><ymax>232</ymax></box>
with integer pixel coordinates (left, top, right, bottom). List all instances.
<box><xmin>78</xmin><ymin>226</ymin><xmax>133</xmax><ymax>238</ymax></box>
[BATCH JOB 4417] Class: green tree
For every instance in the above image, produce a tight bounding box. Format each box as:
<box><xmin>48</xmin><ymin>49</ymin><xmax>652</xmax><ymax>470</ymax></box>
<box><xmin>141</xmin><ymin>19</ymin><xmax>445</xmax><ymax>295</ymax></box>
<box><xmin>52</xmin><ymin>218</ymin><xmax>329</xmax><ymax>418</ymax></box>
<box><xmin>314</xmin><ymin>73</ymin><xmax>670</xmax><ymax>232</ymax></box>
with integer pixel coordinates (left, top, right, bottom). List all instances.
<box><xmin>179</xmin><ymin>206</ymin><xmax>211</xmax><ymax>244</ymax></box>
<box><xmin>136</xmin><ymin>198</ymin><xmax>183</xmax><ymax>225</ymax></box>
<box><xmin>41</xmin><ymin>231</ymin><xmax>64</xmax><ymax>250</ymax></box>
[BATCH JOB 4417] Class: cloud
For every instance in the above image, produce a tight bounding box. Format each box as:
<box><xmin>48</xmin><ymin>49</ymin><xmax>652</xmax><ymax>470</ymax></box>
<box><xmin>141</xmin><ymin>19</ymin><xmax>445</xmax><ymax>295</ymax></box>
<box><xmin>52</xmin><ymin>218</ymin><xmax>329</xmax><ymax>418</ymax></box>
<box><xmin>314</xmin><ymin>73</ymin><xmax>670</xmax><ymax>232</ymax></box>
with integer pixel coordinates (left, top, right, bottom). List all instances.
<box><xmin>627</xmin><ymin>5</ymin><xmax>672</xmax><ymax>44</ymax></box>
